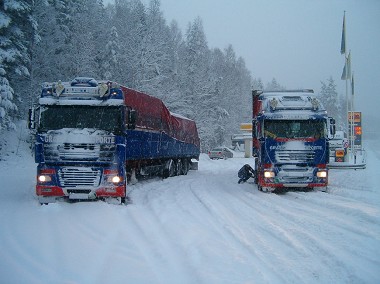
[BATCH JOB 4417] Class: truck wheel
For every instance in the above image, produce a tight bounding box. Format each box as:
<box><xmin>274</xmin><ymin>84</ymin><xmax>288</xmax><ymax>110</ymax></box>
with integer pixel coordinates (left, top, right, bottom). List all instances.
<box><xmin>176</xmin><ymin>159</ymin><xmax>182</xmax><ymax>175</ymax></box>
<box><xmin>182</xmin><ymin>159</ymin><xmax>189</xmax><ymax>175</ymax></box>
<box><xmin>163</xmin><ymin>159</ymin><xmax>175</xmax><ymax>178</ymax></box>
<box><xmin>169</xmin><ymin>159</ymin><xmax>176</xmax><ymax>177</ymax></box>
<box><xmin>121</xmin><ymin>185</ymin><xmax>127</xmax><ymax>204</ymax></box>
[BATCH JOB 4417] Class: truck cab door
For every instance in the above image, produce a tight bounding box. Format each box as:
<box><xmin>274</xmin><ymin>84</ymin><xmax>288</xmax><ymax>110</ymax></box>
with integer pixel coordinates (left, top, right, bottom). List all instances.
<box><xmin>126</xmin><ymin>109</ymin><xmax>137</xmax><ymax>130</ymax></box>
<box><xmin>28</xmin><ymin>105</ymin><xmax>40</xmax><ymax>130</ymax></box>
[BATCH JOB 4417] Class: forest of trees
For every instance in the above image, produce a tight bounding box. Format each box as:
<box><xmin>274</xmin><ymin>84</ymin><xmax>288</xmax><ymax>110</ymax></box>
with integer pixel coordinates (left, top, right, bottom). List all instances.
<box><xmin>0</xmin><ymin>0</ymin><xmax>344</xmax><ymax>153</ymax></box>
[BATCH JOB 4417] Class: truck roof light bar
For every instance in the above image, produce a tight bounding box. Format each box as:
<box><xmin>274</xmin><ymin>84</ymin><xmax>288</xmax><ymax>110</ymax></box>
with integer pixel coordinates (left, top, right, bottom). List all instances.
<box><xmin>261</xmin><ymin>89</ymin><xmax>314</xmax><ymax>93</ymax></box>
<box><xmin>40</xmin><ymin>77</ymin><xmax>124</xmax><ymax>99</ymax></box>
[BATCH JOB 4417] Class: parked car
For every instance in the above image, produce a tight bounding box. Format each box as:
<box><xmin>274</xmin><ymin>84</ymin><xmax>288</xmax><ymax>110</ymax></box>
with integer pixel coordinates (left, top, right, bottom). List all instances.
<box><xmin>208</xmin><ymin>147</ymin><xmax>234</xmax><ymax>159</ymax></box>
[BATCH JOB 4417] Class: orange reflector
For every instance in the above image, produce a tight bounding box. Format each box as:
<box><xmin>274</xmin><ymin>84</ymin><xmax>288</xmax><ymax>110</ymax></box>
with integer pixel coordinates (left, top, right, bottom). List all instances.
<box><xmin>40</xmin><ymin>169</ymin><xmax>56</xmax><ymax>174</ymax></box>
<box><xmin>104</xmin><ymin>169</ymin><xmax>118</xmax><ymax>175</ymax></box>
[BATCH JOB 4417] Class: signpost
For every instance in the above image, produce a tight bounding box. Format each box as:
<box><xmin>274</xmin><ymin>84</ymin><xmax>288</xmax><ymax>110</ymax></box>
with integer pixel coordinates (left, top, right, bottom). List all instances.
<box><xmin>348</xmin><ymin>111</ymin><xmax>362</xmax><ymax>150</ymax></box>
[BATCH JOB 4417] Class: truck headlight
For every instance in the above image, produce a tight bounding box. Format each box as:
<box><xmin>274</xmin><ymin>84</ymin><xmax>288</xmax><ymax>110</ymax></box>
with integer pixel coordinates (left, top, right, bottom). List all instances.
<box><xmin>106</xmin><ymin>175</ymin><xmax>122</xmax><ymax>184</ymax></box>
<box><xmin>264</xmin><ymin>171</ymin><xmax>275</xmax><ymax>178</ymax></box>
<box><xmin>317</xmin><ymin>171</ymin><xmax>327</xmax><ymax>178</ymax></box>
<box><xmin>38</xmin><ymin>168</ymin><xmax>56</xmax><ymax>183</ymax></box>
<box><xmin>38</xmin><ymin>175</ymin><xmax>52</xmax><ymax>182</ymax></box>
<box><xmin>112</xmin><ymin>176</ymin><xmax>121</xmax><ymax>183</ymax></box>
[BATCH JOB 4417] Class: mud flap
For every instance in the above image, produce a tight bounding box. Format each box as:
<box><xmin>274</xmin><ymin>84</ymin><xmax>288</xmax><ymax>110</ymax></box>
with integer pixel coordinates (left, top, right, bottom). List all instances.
<box><xmin>190</xmin><ymin>160</ymin><xmax>198</xmax><ymax>170</ymax></box>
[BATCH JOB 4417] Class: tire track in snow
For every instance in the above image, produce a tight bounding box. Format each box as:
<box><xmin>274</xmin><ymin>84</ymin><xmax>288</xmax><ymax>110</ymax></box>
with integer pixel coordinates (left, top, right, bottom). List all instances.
<box><xmin>185</xmin><ymin>176</ymin><xmax>290</xmax><ymax>283</ymax></box>
<box><xmin>126</xmin><ymin>180</ymin><xmax>202</xmax><ymax>284</ymax></box>
<box><xmin>235</xmin><ymin>189</ymin><xmax>379</xmax><ymax>283</ymax></box>
<box><xmin>185</xmin><ymin>168</ymin><xmax>372</xmax><ymax>283</ymax></box>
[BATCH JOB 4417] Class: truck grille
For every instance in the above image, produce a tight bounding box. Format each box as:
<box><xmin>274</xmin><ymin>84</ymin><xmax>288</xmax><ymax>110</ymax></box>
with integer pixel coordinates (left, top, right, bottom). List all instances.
<box><xmin>276</xmin><ymin>150</ymin><xmax>314</xmax><ymax>163</ymax></box>
<box><xmin>61</xmin><ymin>143</ymin><xmax>99</xmax><ymax>160</ymax></box>
<box><xmin>44</xmin><ymin>143</ymin><xmax>116</xmax><ymax>162</ymax></box>
<box><xmin>58</xmin><ymin>167</ymin><xmax>101</xmax><ymax>189</ymax></box>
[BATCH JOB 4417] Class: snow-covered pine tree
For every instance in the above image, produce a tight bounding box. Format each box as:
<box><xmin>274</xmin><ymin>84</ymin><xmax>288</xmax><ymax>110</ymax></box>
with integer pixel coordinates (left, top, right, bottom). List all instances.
<box><xmin>114</xmin><ymin>0</ymin><xmax>148</xmax><ymax>88</ymax></box>
<box><xmin>68</xmin><ymin>0</ymin><xmax>101</xmax><ymax>78</ymax></box>
<box><xmin>265</xmin><ymin>78</ymin><xmax>284</xmax><ymax>91</ymax></box>
<box><xmin>92</xmin><ymin>0</ymin><xmax>111</xmax><ymax>80</ymax></box>
<box><xmin>233</xmin><ymin>57</ymin><xmax>252</xmax><ymax>128</ymax></box>
<box><xmin>0</xmin><ymin>68</ymin><xmax>17</xmax><ymax>131</ymax></box>
<box><xmin>0</xmin><ymin>0</ymin><xmax>35</xmax><ymax>127</ymax></box>
<box><xmin>252</xmin><ymin>78</ymin><xmax>264</xmax><ymax>91</ymax></box>
<box><xmin>209</xmin><ymin>45</ymin><xmax>251</xmax><ymax>146</ymax></box>
<box><xmin>157</xmin><ymin>20</ymin><xmax>185</xmax><ymax>106</ymax></box>
<box><xmin>319</xmin><ymin>76</ymin><xmax>345</xmax><ymax>130</ymax></box>
<box><xmin>181</xmin><ymin>17</ymin><xmax>224</xmax><ymax>150</ymax></box>
<box><xmin>31</xmin><ymin>0</ymin><xmax>75</xmax><ymax>83</ymax></box>
<box><xmin>102</xmin><ymin>26</ymin><xmax>121</xmax><ymax>80</ymax></box>
<box><xmin>137</xmin><ymin>0</ymin><xmax>172</xmax><ymax>95</ymax></box>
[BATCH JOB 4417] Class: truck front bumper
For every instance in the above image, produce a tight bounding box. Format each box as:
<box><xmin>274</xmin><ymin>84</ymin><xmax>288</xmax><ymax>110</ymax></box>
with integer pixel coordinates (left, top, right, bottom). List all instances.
<box><xmin>36</xmin><ymin>185</ymin><xmax>126</xmax><ymax>200</ymax></box>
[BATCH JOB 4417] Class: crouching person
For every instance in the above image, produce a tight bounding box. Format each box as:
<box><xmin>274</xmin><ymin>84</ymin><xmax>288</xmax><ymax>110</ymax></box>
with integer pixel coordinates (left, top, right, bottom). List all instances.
<box><xmin>238</xmin><ymin>164</ymin><xmax>255</xmax><ymax>184</ymax></box>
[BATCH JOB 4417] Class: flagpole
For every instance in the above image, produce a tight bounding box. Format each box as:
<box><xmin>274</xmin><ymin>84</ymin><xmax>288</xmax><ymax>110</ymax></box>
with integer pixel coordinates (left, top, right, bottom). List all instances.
<box><xmin>344</xmin><ymin>15</ymin><xmax>351</xmax><ymax>162</ymax></box>
<box><xmin>351</xmin><ymin>70</ymin><xmax>355</xmax><ymax>163</ymax></box>
<box><xmin>339</xmin><ymin>12</ymin><xmax>364</xmax><ymax>167</ymax></box>
<box><xmin>345</xmin><ymin>55</ymin><xmax>349</xmax><ymax>148</ymax></box>
<box><xmin>341</xmin><ymin>11</ymin><xmax>352</xmax><ymax>163</ymax></box>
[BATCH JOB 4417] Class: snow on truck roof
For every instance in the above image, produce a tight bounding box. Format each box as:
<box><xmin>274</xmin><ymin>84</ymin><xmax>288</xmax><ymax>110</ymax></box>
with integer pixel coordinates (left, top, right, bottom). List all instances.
<box><xmin>39</xmin><ymin>97</ymin><xmax>124</xmax><ymax>106</ymax></box>
<box><xmin>260</xmin><ymin>91</ymin><xmax>326</xmax><ymax>113</ymax></box>
<box><xmin>171</xmin><ymin>112</ymin><xmax>195</xmax><ymax>121</ymax></box>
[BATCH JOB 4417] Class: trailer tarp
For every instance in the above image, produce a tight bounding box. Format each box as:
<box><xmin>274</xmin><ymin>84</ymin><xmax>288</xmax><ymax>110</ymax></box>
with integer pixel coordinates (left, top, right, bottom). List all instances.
<box><xmin>122</xmin><ymin>87</ymin><xmax>200</xmax><ymax>148</ymax></box>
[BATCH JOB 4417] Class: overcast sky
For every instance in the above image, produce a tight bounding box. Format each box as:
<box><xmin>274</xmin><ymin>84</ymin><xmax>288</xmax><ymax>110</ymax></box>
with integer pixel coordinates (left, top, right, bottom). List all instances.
<box><xmin>109</xmin><ymin>0</ymin><xmax>380</xmax><ymax>122</ymax></box>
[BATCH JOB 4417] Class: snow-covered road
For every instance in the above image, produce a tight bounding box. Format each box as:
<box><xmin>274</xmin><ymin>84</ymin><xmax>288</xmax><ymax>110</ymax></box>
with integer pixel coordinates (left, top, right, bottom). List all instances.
<box><xmin>0</xmin><ymin>139</ymin><xmax>379</xmax><ymax>284</ymax></box>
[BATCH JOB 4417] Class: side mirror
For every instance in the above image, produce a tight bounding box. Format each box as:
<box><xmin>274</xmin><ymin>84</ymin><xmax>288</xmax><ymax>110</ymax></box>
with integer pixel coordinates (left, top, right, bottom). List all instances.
<box><xmin>327</xmin><ymin>117</ymin><xmax>336</xmax><ymax>139</ymax></box>
<box><xmin>252</xmin><ymin>120</ymin><xmax>257</xmax><ymax>138</ymax></box>
<box><xmin>127</xmin><ymin>109</ymin><xmax>137</xmax><ymax>130</ymax></box>
<box><xmin>28</xmin><ymin>108</ymin><xmax>35</xmax><ymax>129</ymax></box>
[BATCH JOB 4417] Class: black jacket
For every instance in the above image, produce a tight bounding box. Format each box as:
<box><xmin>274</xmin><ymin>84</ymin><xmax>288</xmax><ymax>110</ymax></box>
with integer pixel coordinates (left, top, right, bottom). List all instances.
<box><xmin>238</xmin><ymin>165</ymin><xmax>254</xmax><ymax>179</ymax></box>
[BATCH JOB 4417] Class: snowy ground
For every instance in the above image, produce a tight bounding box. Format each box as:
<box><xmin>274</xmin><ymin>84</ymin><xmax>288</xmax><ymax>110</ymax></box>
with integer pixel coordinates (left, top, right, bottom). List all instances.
<box><xmin>1</xmin><ymin>126</ymin><xmax>379</xmax><ymax>284</ymax></box>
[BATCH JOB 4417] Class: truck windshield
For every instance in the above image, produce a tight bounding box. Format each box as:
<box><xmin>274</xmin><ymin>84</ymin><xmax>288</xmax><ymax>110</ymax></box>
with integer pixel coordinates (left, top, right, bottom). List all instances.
<box><xmin>264</xmin><ymin>120</ymin><xmax>326</xmax><ymax>139</ymax></box>
<box><xmin>39</xmin><ymin>105</ymin><xmax>123</xmax><ymax>133</ymax></box>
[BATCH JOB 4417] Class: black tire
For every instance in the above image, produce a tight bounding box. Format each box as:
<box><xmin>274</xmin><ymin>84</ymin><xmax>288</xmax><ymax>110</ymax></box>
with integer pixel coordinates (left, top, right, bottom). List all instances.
<box><xmin>176</xmin><ymin>159</ymin><xmax>182</xmax><ymax>176</ymax></box>
<box><xmin>254</xmin><ymin>172</ymin><xmax>258</xmax><ymax>184</ymax></box>
<box><xmin>163</xmin><ymin>159</ymin><xmax>176</xmax><ymax>178</ymax></box>
<box><xmin>169</xmin><ymin>160</ymin><xmax>176</xmax><ymax>177</ymax></box>
<box><xmin>121</xmin><ymin>184</ymin><xmax>127</xmax><ymax>204</ymax></box>
<box><xmin>182</xmin><ymin>159</ymin><xmax>189</xmax><ymax>175</ymax></box>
